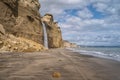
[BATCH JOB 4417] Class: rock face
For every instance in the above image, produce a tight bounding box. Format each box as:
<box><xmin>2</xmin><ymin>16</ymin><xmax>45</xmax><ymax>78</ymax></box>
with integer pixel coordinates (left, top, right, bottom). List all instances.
<box><xmin>0</xmin><ymin>24</ymin><xmax>6</xmax><ymax>48</ymax></box>
<box><xmin>42</xmin><ymin>14</ymin><xmax>63</xmax><ymax>48</ymax></box>
<box><xmin>0</xmin><ymin>0</ymin><xmax>45</xmax><ymax>52</ymax></box>
<box><xmin>63</xmin><ymin>40</ymin><xmax>78</xmax><ymax>48</ymax></box>
<box><xmin>0</xmin><ymin>0</ymin><xmax>63</xmax><ymax>52</ymax></box>
<box><xmin>0</xmin><ymin>0</ymin><xmax>43</xmax><ymax>44</ymax></box>
<box><xmin>0</xmin><ymin>34</ymin><xmax>45</xmax><ymax>52</ymax></box>
<box><xmin>0</xmin><ymin>24</ymin><xmax>5</xmax><ymax>35</ymax></box>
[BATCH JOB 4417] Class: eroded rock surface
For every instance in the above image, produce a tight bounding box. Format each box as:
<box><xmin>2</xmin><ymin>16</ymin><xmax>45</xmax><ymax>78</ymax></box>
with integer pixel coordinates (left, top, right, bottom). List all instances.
<box><xmin>0</xmin><ymin>24</ymin><xmax>6</xmax><ymax>48</ymax></box>
<box><xmin>63</xmin><ymin>40</ymin><xmax>78</xmax><ymax>48</ymax></box>
<box><xmin>0</xmin><ymin>0</ymin><xmax>43</xmax><ymax>44</ymax></box>
<box><xmin>0</xmin><ymin>34</ymin><xmax>45</xmax><ymax>52</ymax></box>
<box><xmin>0</xmin><ymin>0</ymin><xmax>45</xmax><ymax>52</ymax></box>
<box><xmin>0</xmin><ymin>0</ymin><xmax>63</xmax><ymax>52</ymax></box>
<box><xmin>42</xmin><ymin>14</ymin><xmax>63</xmax><ymax>48</ymax></box>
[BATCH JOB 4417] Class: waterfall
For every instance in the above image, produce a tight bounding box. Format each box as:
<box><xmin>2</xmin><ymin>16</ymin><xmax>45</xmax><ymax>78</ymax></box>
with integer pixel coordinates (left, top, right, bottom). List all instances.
<box><xmin>42</xmin><ymin>22</ymin><xmax>48</xmax><ymax>48</ymax></box>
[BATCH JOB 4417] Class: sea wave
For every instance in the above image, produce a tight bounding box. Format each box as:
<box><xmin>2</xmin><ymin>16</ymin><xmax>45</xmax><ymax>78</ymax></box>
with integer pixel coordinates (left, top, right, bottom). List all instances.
<box><xmin>67</xmin><ymin>48</ymin><xmax>120</xmax><ymax>62</ymax></box>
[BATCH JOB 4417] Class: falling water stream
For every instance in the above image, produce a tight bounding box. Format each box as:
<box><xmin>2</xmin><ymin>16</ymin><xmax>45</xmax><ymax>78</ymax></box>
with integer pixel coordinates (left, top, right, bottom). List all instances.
<box><xmin>42</xmin><ymin>22</ymin><xmax>48</xmax><ymax>48</ymax></box>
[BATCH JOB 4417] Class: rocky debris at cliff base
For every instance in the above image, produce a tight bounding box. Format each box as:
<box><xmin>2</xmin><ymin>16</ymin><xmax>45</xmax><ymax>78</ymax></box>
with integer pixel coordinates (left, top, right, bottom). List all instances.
<box><xmin>63</xmin><ymin>40</ymin><xmax>78</xmax><ymax>48</ymax></box>
<box><xmin>0</xmin><ymin>0</ymin><xmax>63</xmax><ymax>51</ymax></box>
<box><xmin>0</xmin><ymin>34</ymin><xmax>45</xmax><ymax>52</ymax></box>
<box><xmin>0</xmin><ymin>24</ymin><xmax>5</xmax><ymax>35</ymax></box>
<box><xmin>0</xmin><ymin>0</ymin><xmax>44</xmax><ymax>45</ymax></box>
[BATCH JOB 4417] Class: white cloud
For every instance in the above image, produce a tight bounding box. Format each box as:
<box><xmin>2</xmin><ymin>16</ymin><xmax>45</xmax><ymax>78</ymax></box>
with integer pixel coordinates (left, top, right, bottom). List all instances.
<box><xmin>39</xmin><ymin>0</ymin><xmax>120</xmax><ymax>46</ymax></box>
<box><xmin>93</xmin><ymin>2</ymin><xmax>108</xmax><ymax>12</ymax></box>
<box><xmin>77</xmin><ymin>8</ymin><xmax>93</xmax><ymax>19</ymax></box>
<box><xmin>39</xmin><ymin>0</ymin><xmax>90</xmax><ymax>15</ymax></box>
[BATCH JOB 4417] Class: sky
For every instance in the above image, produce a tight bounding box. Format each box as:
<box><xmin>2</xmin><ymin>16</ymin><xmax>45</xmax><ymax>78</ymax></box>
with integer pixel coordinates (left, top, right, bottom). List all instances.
<box><xmin>39</xmin><ymin>0</ymin><xmax>120</xmax><ymax>46</ymax></box>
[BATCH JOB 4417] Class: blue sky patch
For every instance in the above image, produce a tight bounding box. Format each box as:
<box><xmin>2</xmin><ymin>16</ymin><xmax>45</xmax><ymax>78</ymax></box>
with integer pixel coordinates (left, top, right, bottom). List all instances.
<box><xmin>40</xmin><ymin>0</ymin><xmax>120</xmax><ymax>46</ymax></box>
<box><xmin>87</xmin><ymin>4</ymin><xmax>106</xmax><ymax>19</ymax></box>
<box><xmin>64</xmin><ymin>9</ymin><xmax>80</xmax><ymax>16</ymax></box>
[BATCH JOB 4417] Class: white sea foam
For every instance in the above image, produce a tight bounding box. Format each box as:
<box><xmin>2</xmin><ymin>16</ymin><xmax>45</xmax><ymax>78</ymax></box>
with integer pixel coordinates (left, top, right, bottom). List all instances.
<box><xmin>67</xmin><ymin>47</ymin><xmax>120</xmax><ymax>62</ymax></box>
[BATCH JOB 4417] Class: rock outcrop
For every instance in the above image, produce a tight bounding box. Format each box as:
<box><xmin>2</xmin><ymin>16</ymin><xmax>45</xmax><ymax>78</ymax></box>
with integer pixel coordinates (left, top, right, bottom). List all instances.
<box><xmin>0</xmin><ymin>0</ymin><xmax>43</xmax><ymax>44</ymax></box>
<box><xmin>63</xmin><ymin>40</ymin><xmax>78</xmax><ymax>48</ymax></box>
<box><xmin>0</xmin><ymin>0</ymin><xmax>45</xmax><ymax>52</ymax></box>
<box><xmin>0</xmin><ymin>24</ymin><xmax>5</xmax><ymax>35</ymax></box>
<box><xmin>0</xmin><ymin>0</ymin><xmax>63</xmax><ymax>52</ymax></box>
<box><xmin>42</xmin><ymin>14</ymin><xmax>63</xmax><ymax>48</ymax></box>
<box><xmin>0</xmin><ymin>24</ymin><xmax>6</xmax><ymax>48</ymax></box>
<box><xmin>0</xmin><ymin>34</ymin><xmax>45</xmax><ymax>52</ymax></box>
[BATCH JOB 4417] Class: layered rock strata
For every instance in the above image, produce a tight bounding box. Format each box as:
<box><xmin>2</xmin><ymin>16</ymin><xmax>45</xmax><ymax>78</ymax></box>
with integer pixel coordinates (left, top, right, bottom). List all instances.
<box><xmin>0</xmin><ymin>0</ymin><xmax>45</xmax><ymax>52</ymax></box>
<box><xmin>42</xmin><ymin>14</ymin><xmax>63</xmax><ymax>48</ymax></box>
<box><xmin>0</xmin><ymin>0</ymin><xmax>43</xmax><ymax>44</ymax></box>
<box><xmin>0</xmin><ymin>0</ymin><xmax>63</xmax><ymax>52</ymax></box>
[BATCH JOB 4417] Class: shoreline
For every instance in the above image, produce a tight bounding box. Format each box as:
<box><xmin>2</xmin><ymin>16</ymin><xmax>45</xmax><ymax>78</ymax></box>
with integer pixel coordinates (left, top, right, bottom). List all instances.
<box><xmin>68</xmin><ymin>47</ymin><xmax>120</xmax><ymax>62</ymax></box>
<box><xmin>0</xmin><ymin>48</ymin><xmax>120</xmax><ymax>80</ymax></box>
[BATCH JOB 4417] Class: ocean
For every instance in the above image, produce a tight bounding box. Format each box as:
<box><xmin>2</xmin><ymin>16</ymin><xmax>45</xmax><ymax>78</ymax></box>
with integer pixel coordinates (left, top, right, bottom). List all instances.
<box><xmin>69</xmin><ymin>46</ymin><xmax>120</xmax><ymax>62</ymax></box>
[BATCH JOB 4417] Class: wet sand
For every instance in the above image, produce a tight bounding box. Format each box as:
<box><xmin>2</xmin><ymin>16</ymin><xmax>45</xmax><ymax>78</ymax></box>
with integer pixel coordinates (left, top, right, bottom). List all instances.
<box><xmin>0</xmin><ymin>49</ymin><xmax>120</xmax><ymax>80</ymax></box>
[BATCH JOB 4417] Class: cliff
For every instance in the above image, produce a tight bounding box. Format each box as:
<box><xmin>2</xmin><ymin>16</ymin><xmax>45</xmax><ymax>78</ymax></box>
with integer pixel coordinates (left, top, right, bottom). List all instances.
<box><xmin>63</xmin><ymin>40</ymin><xmax>78</xmax><ymax>48</ymax></box>
<box><xmin>0</xmin><ymin>0</ymin><xmax>43</xmax><ymax>44</ymax></box>
<box><xmin>42</xmin><ymin>14</ymin><xmax>63</xmax><ymax>48</ymax></box>
<box><xmin>0</xmin><ymin>0</ymin><xmax>63</xmax><ymax>52</ymax></box>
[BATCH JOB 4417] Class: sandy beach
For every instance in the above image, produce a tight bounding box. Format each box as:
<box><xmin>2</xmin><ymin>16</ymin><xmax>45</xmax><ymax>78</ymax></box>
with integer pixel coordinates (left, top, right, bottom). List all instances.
<box><xmin>0</xmin><ymin>49</ymin><xmax>120</xmax><ymax>80</ymax></box>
